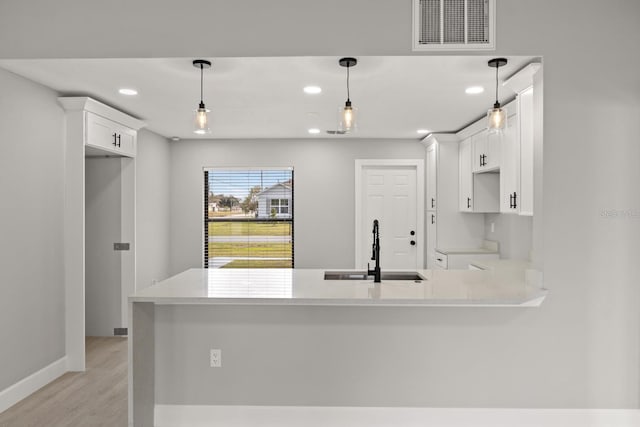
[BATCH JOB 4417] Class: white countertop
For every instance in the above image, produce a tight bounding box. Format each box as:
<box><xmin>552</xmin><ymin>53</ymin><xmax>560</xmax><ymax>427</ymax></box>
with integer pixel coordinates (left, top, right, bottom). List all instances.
<box><xmin>130</xmin><ymin>268</ymin><xmax>546</xmax><ymax>307</ymax></box>
<box><xmin>469</xmin><ymin>259</ymin><xmax>531</xmax><ymax>270</ymax></box>
<box><xmin>436</xmin><ymin>248</ymin><xmax>499</xmax><ymax>255</ymax></box>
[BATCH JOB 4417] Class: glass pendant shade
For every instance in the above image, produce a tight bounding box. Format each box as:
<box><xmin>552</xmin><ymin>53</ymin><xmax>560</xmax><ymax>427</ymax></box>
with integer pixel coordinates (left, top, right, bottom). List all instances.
<box><xmin>487</xmin><ymin>103</ymin><xmax>506</xmax><ymax>133</ymax></box>
<box><xmin>194</xmin><ymin>102</ymin><xmax>211</xmax><ymax>135</ymax></box>
<box><xmin>487</xmin><ymin>57</ymin><xmax>508</xmax><ymax>134</ymax></box>
<box><xmin>338</xmin><ymin>100</ymin><xmax>358</xmax><ymax>133</ymax></box>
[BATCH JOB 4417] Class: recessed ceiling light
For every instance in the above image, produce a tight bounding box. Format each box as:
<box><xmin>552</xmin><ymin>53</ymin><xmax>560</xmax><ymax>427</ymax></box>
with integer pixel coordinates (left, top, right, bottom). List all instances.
<box><xmin>308</xmin><ymin>128</ymin><xmax>321</xmax><ymax>134</ymax></box>
<box><xmin>465</xmin><ymin>86</ymin><xmax>484</xmax><ymax>95</ymax></box>
<box><xmin>417</xmin><ymin>129</ymin><xmax>431</xmax><ymax>134</ymax></box>
<box><xmin>303</xmin><ymin>86</ymin><xmax>322</xmax><ymax>94</ymax></box>
<box><xmin>118</xmin><ymin>88</ymin><xmax>138</xmax><ymax>96</ymax></box>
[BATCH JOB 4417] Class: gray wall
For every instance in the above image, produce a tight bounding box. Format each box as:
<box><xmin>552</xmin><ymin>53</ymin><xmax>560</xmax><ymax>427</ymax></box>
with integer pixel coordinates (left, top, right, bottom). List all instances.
<box><xmin>485</xmin><ymin>213</ymin><xmax>533</xmax><ymax>260</ymax></box>
<box><xmin>0</xmin><ymin>0</ymin><xmax>639</xmax><ymax>409</ymax></box>
<box><xmin>136</xmin><ymin>130</ymin><xmax>171</xmax><ymax>290</ymax></box>
<box><xmin>169</xmin><ymin>138</ymin><xmax>426</xmax><ymax>273</ymax></box>
<box><xmin>0</xmin><ymin>68</ymin><xmax>65</xmax><ymax>390</ymax></box>
<box><xmin>85</xmin><ymin>158</ymin><xmax>122</xmax><ymax>336</ymax></box>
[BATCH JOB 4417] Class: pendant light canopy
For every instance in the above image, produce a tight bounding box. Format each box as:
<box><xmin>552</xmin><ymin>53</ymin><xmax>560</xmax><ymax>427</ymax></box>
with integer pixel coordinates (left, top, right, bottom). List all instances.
<box><xmin>487</xmin><ymin>57</ymin><xmax>508</xmax><ymax>133</ymax></box>
<box><xmin>193</xmin><ymin>59</ymin><xmax>212</xmax><ymax>135</ymax></box>
<box><xmin>338</xmin><ymin>57</ymin><xmax>358</xmax><ymax>133</ymax></box>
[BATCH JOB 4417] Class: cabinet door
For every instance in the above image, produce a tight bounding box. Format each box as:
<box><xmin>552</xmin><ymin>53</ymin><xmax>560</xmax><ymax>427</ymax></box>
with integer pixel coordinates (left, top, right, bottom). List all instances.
<box><xmin>471</xmin><ymin>131</ymin><xmax>487</xmax><ymax>173</ymax></box>
<box><xmin>86</xmin><ymin>112</ymin><xmax>136</xmax><ymax>157</ymax></box>
<box><xmin>426</xmin><ymin>212</ymin><xmax>437</xmax><ymax>268</ymax></box>
<box><xmin>458</xmin><ymin>138</ymin><xmax>473</xmax><ymax>212</ymax></box>
<box><xmin>473</xmin><ymin>129</ymin><xmax>500</xmax><ymax>172</ymax></box>
<box><xmin>519</xmin><ymin>87</ymin><xmax>534</xmax><ymax>216</ymax></box>
<box><xmin>426</xmin><ymin>144</ymin><xmax>437</xmax><ymax>210</ymax></box>
<box><xmin>500</xmin><ymin>112</ymin><xmax>519</xmax><ymax>213</ymax></box>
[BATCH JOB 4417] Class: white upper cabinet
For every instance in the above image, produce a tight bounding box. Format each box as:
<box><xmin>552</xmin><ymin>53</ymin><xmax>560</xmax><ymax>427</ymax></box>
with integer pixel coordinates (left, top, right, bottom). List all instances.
<box><xmin>426</xmin><ymin>143</ymin><xmax>437</xmax><ymax>210</ymax></box>
<box><xmin>86</xmin><ymin>112</ymin><xmax>137</xmax><ymax>157</ymax></box>
<box><xmin>458</xmin><ymin>133</ymin><xmax>499</xmax><ymax>213</ymax></box>
<box><xmin>58</xmin><ymin>97</ymin><xmax>145</xmax><ymax>158</ymax></box>
<box><xmin>502</xmin><ymin>63</ymin><xmax>540</xmax><ymax>216</ymax></box>
<box><xmin>472</xmin><ymin>129</ymin><xmax>500</xmax><ymax>173</ymax></box>
<box><xmin>499</xmin><ymin>102</ymin><xmax>519</xmax><ymax>213</ymax></box>
<box><xmin>459</xmin><ymin>138</ymin><xmax>474</xmax><ymax>212</ymax></box>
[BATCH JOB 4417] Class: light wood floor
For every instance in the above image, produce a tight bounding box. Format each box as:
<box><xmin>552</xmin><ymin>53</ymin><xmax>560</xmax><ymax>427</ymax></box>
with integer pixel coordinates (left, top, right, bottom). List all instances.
<box><xmin>0</xmin><ymin>337</ymin><xmax>128</xmax><ymax>427</ymax></box>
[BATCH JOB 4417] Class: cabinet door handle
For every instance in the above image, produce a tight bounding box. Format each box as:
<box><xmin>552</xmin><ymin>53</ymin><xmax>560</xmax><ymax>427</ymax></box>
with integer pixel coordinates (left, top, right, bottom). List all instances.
<box><xmin>509</xmin><ymin>193</ymin><xmax>514</xmax><ymax>209</ymax></box>
<box><xmin>112</xmin><ymin>133</ymin><xmax>118</xmax><ymax>146</ymax></box>
<box><xmin>437</xmin><ymin>258</ymin><xmax>443</xmax><ymax>262</ymax></box>
<box><xmin>513</xmin><ymin>192</ymin><xmax>517</xmax><ymax>209</ymax></box>
<box><xmin>467</xmin><ymin>197</ymin><xmax>471</xmax><ymax>209</ymax></box>
<box><xmin>117</xmin><ymin>134</ymin><xmax>121</xmax><ymax>147</ymax></box>
<box><xmin>410</xmin><ymin>230</ymin><xmax>415</xmax><ymax>236</ymax></box>
<box><xmin>410</xmin><ymin>240</ymin><xmax>416</xmax><ymax>246</ymax></box>
<box><xmin>431</xmin><ymin>214</ymin><xmax>435</xmax><ymax>224</ymax></box>
<box><xmin>431</xmin><ymin>198</ymin><xmax>435</xmax><ymax>208</ymax></box>
<box><xmin>479</xmin><ymin>155</ymin><xmax>483</xmax><ymax>167</ymax></box>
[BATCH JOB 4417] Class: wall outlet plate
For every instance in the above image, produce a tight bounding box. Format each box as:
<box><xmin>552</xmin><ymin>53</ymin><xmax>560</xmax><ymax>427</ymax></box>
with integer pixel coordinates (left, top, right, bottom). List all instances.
<box><xmin>210</xmin><ymin>349</ymin><xmax>222</xmax><ymax>367</ymax></box>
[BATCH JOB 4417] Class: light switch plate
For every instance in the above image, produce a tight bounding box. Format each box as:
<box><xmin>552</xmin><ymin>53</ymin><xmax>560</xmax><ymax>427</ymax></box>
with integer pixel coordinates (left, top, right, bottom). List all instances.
<box><xmin>113</xmin><ymin>242</ymin><xmax>130</xmax><ymax>251</ymax></box>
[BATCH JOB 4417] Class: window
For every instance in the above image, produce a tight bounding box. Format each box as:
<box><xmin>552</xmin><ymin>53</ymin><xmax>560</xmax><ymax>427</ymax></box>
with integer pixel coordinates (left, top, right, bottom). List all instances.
<box><xmin>270</xmin><ymin>198</ymin><xmax>289</xmax><ymax>215</ymax></box>
<box><xmin>204</xmin><ymin>168</ymin><xmax>294</xmax><ymax>269</ymax></box>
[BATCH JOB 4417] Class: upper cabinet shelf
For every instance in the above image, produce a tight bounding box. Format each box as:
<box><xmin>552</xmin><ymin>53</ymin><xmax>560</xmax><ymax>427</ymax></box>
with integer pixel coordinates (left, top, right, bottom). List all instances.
<box><xmin>58</xmin><ymin>97</ymin><xmax>145</xmax><ymax>158</ymax></box>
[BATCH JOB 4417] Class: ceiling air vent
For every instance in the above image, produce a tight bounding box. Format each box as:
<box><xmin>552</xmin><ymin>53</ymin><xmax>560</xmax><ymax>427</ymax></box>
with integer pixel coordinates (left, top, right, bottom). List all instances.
<box><xmin>413</xmin><ymin>0</ymin><xmax>495</xmax><ymax>50</ymax></box>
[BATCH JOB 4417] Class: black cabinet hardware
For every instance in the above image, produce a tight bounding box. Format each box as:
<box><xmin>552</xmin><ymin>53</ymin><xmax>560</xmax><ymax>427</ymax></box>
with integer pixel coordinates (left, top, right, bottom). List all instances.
<box><xmin>116</xmin><ymin>134</ymin><xmax>121</xmax><ymax>147</ymax></box>
<box><xmin>467</xmin><ymin>197</ymin><xmax>471</xmax><ymax>209</ymax></box>
<box><xmin>437</xmin><ymin>258</ymin><xmax>443</xmax><ymax>262</ymax></box>
<box><xmin>479</xmin><ymin>154</ymin><xmax>487</xmax><ymax>167</ymax></box>
<box><xmin>431</xmin><ymin>198</ymin><xmax>435</xmax><ymax>208</ymax></box>
<box><xmin>410</xmin><ymin>230</ymin><xmax>415</xmax><ymax>236</ymax></box>
<box><xmin>112</xmin><ymin>133</ymin><xmax>118</xmax><ymax>146</ymax></box>
<box><xmin>410</xmin><ymin>240</ymin><xmax>416</xmax><ymax>246</ymax></box>
<box><xmin>509</xmin><ymin>192</ymin><xmax>518</xmax><ymax>209</ymax></box>
<box><xmin>431</xmin><ymin>214</ymin><xmax>435</xmax><ymax>224</ymax></box>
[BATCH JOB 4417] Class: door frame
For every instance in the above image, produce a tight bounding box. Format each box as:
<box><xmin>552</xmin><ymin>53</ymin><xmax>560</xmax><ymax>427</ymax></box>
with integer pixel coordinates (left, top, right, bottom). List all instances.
<box><xmin>354</xmin><ymin>159</ymin><xmax>425</xmax><ymax>270</ymax></box>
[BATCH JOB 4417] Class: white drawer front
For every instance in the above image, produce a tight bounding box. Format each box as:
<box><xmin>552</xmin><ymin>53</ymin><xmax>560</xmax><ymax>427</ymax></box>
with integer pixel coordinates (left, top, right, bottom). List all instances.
<box><xmin>434</xmin><ymin>252</ymin><xmax>448</xmax><ymax>269</ymax></box>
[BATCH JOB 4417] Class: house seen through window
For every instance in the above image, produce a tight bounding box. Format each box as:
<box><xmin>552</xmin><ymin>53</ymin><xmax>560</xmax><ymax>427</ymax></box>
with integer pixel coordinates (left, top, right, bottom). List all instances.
<box><xmin>204</xmin><ymin>168</ymin><xmax>293</xmax><ymax>269</ymax></box>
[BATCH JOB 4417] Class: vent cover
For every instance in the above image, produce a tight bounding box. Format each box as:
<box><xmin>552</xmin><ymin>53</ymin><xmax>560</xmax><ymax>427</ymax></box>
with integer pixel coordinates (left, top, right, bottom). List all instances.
<box><xmin>413</xmin><ymin>0</ymin><xmax>495</xmax><ymax>50</ymax></box>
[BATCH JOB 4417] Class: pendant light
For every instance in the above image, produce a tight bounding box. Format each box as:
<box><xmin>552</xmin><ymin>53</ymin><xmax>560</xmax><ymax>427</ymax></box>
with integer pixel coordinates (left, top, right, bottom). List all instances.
<box><xmin>193</xmin><ymin>59</ymin><xmax>212</xmax><ymax>135</ymax></box>
<box><xmin>487</xmin><ymin>57</ymin><xmax>508</xmax><ymax>133</ymax></box>
<box><xmin>338</xmin><ymin>57</ymin><xmax>358</xmax><ymax>133</ymax></box>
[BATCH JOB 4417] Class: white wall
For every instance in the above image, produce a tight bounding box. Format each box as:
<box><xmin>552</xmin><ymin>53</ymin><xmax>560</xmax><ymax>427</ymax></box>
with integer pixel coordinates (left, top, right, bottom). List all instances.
<box><xmin>136</xmin><ymin>130</ymin><xmax>171</xmax><ymax>290</ymax></box>
<box><xmin>170</xmin><ymin>138</ymin><xmax>426</xmax><ymax>273</ymax></box>
<box><xmin>484</xmin><ymin>213</ymin><xmax>533</xmax><ymax>260</ymax></box>
<box><xmin>0</xmin><ymin>68</ymin><xmax>65</xmax><ymax>390</ymax></box>
<box><xmin>85</xmin><ymin>158</ymin><xmax>122</xmax><ymax>336</ymax></box>
<box><xmin>0</xmin><ymin>0</ymin><xmax>639</xmax><ymax>410</ymax></box>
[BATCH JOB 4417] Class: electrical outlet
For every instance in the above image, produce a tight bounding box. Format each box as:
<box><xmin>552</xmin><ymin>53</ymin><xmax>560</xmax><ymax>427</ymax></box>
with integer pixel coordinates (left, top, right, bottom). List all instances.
<box><xmin>210</xmin><ymin>349</ymin><xmax>222</xmax><ymax>368</ymax></box>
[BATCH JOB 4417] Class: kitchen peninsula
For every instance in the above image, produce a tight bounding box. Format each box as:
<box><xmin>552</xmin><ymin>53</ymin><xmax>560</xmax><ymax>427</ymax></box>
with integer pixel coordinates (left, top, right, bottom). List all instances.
<box><xmin>129</xmin><ymin>267</ymin><xmax>545</xmax><ymax>426</ymax></box>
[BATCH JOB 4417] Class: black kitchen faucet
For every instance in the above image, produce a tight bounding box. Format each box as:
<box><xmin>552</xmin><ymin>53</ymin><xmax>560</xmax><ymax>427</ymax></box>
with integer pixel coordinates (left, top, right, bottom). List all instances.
<box><xmin>367</xmin><ymin>219</ymin><xmax>381</xmax><ymax>283</ymax></box>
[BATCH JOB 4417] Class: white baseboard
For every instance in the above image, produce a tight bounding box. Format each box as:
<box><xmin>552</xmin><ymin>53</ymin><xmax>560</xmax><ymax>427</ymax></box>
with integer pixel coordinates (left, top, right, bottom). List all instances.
<box><xmin>0</xmin><ymin>357</ymin><xmax>67</xmax><ymax>414</ymax></box>
<box><xmin>155</xmin><ymin>405</ymin><xmax>640</xmax><ymax>427</ymax></box>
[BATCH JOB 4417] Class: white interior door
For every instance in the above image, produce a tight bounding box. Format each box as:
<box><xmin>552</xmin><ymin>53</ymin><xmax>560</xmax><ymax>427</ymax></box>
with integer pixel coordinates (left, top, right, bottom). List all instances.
<box><xmin>356</xmin><ymin>161</ymin><xmax>423</xmax><ymax>270</ymax></box>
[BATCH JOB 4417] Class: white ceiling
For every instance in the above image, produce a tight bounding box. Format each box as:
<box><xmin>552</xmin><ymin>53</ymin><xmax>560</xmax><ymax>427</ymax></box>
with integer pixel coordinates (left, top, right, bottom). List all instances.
<box><xmin>0</xmin><ymin>56</ymin><xmax>536</xmax><ymax>140</ymax></box>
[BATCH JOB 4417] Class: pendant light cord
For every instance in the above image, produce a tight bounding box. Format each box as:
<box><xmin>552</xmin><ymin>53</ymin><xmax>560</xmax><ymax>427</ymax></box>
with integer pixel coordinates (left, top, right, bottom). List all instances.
<box><xmin>346</xmin><ymin>64</ymin><xmax>351</xmax><ymax>102</ymax></box>
<box><xmin>200</xmin><ymin>63</ymin><xmax>204</xmax><ymax>104</ymax></box>
<box><xmin>494</xmin><ymin>63</ymin><xmax>499</xmax><ymax>105</ymax></box>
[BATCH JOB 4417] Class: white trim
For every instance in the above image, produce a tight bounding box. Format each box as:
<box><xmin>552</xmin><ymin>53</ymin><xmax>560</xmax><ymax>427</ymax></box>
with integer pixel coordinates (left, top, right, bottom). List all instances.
<box><xmin>355</xmin><ymin>159</ymin><xmax>425</xmax><ymax>270</ymax></box>
<box><xmin>155</xmin><ymin>405</ymin><xmax>640</xmax><ymax>427</ymax></box>
<box><xmin>58</xmin><ymin>97</ymin><xmax>146</xmax><ymax>130</ymax></box>
<box><xmin>0</xmin><ymin>357</ymin><xmax>67</xmax><ymax>414</ymax></box>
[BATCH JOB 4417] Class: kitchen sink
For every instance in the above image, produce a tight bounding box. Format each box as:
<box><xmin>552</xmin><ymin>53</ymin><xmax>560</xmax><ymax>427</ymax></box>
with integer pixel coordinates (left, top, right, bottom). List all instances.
<box><xmin>324</xmin><ymin>271</ymin><xmax>424</xmax><ymax>281</ymax></box>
